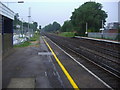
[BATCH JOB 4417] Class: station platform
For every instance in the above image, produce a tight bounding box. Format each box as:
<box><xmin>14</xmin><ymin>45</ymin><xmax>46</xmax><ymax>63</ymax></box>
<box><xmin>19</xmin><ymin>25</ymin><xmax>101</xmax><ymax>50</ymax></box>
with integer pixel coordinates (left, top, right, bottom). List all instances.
<box><xmin>2</xmin><ymin>36</ymin><xmax>109</xmax><ymax>89</ymax></box>
<box><xmin>75</xmin><ymin>36</ymin><xmax>120</xmax><ymax>44</ymax></box>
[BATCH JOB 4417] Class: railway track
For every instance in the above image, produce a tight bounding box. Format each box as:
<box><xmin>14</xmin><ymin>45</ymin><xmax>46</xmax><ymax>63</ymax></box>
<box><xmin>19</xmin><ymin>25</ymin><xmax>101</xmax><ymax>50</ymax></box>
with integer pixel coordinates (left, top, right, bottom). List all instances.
<box><xmin>43</xmin><ymin>33</ymin><xmax>120</xmax><ymax>89</ymax></box>
<box><xmin>73</xmin><ymin>37</ymin><xmax>120</xmax><ymax>59</ymax></box>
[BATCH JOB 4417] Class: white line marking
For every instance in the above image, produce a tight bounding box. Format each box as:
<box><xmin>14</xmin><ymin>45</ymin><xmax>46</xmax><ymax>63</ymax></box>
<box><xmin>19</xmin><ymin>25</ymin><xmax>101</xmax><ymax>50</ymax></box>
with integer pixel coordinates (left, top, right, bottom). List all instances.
<box><xmin>49</xmin><ymin>59</ymin><xmax>51</xmax><ymax>62</ymax></box>
<box><xmin>53</xmin><ymin>72</ymin><xmax>56</xmax><ymax>76</ymax></box>
<box><xmin>45</xmin><ymin>72</ymin><xmax>47</xmax><ymax>77</ymax></box>
<box><xmin>38</xmin><ymin>52</ymin><xmax>52</xmax><ymax>55</ymax></box>
<box><xmin>48</xmin><ymin>54</ymin><xmax>65</xmax><ymax>88</ymax></box>
<box><xmin>75</xmin><ymin>36</ymin><xmax>120</xmax><ymax>44</ymax></box>
<box><xmin>46</xmin><ymin>37</ymin><xmax>113</xmax><ymax>89</ymax></box>
<box><xmin>66</xmin><ymin>46</ymin><xmax>120</xmax><ymax>79</ymax></box>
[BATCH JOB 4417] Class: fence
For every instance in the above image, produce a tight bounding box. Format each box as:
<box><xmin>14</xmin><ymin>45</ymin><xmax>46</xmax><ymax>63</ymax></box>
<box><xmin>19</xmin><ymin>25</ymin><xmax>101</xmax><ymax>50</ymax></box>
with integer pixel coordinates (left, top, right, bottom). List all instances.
<box><xmin>88</xmin><ymin>32</ymin><xmax>119</xmax><ymax>40</ymax></box>
<box><xmin>14</xmin><ymin>27</ymin><xmax>34</xmax><ymax>38</ymax></box>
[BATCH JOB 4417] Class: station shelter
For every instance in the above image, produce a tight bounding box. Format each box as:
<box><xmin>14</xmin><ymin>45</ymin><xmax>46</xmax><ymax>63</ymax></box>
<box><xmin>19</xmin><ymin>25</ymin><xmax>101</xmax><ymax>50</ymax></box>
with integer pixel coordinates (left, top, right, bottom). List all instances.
<box><xmin>0</xmin><ymin>2</ymin><xmax>14</xmax><ymax>58</ymax></box>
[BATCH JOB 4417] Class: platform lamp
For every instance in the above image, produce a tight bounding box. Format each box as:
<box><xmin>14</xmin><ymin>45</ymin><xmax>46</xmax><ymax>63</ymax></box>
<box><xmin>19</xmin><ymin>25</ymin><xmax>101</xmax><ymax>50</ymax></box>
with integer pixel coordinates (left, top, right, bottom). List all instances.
<box><xmin>85</xmin><ymin>22</ymin><xmax>88</xmax><ymax>36</ymax></box>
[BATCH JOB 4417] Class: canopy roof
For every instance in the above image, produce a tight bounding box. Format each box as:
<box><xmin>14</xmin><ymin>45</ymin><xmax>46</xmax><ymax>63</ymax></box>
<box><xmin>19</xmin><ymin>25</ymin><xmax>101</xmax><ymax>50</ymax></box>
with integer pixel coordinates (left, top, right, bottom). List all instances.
<box><xmin>0</xmin><ymin>2</ymin><xmax>14</xmax><ymax>20</ymax></box>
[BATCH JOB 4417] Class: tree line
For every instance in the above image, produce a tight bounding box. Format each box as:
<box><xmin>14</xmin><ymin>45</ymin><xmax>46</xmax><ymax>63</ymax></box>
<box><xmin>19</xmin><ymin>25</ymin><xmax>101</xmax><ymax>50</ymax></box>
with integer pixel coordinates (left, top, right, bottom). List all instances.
<box><xmin>42</xmin><ymin>22</ymin><xmax>61</xmax><ymax>32</ymax></box>
<box><xmin>42</xmin><ymin>1</ymin><xmax>108</xmax><ymax>36</ymax></box>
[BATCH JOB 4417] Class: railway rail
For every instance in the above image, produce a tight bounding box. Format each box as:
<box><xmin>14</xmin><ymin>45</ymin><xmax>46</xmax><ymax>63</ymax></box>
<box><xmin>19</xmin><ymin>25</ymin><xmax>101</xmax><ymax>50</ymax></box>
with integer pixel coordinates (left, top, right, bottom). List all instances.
<box><xmin>43</xmin><ymin>33</ymin><xmax>120</xmax><ymax>89</ymax></box>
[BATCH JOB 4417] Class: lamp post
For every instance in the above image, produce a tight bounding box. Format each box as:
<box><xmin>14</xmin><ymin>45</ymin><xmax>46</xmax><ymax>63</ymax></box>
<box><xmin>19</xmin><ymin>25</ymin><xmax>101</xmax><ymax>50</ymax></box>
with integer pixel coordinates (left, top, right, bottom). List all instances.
<box><xmin>17</xmin><ymin>1</ymin><xmax>24</xmax><ymax>3</ymax></box>
<box><xmin>100</xmin><ymin>20</ymin><xmax>104</xmax><ymax>39</ymax></box>
<box><xmin>21</xmin><ymin>18</ymin><xmax>24</xmax><ymax>37</ymax></box>
<box><xmin>85</xmin><ymin>22</ymin><xmax>88</xmax><ymax>36</ymax></box>
<box><xmin>101</xmin><ymin>20</ymin><xmax>104</xmax><ymax>38</ymax></box>
<box><xmin>2</xmin><ymin>1</ymin><xmax>24</xmax><ymax>7</ymax></box>
<box><xmin>28</xmin><ymin>7</ymin><xmax>31</xmax><ymax>38</ymax></box>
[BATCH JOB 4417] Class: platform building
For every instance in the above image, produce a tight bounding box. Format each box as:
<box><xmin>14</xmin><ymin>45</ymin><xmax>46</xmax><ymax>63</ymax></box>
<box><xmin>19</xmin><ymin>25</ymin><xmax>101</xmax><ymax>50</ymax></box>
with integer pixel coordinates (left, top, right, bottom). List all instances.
<box><xmin>118</xmin><ymin>1</ymin><xmax>120</xmax><ymax>23</ymax></box>
<box><xmin>0</xmin><ymin>2</ymin><xmax>14</xmax><ymax>58</ymax></box>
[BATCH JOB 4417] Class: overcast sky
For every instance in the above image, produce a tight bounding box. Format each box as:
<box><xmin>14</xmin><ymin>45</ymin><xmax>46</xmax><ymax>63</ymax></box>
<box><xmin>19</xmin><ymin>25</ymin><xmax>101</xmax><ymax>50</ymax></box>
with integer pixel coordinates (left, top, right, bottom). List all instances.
<box><xmin>1</xmin><ymin>0</ymin><xmax>119</xmax><ymax>27</ymax></box>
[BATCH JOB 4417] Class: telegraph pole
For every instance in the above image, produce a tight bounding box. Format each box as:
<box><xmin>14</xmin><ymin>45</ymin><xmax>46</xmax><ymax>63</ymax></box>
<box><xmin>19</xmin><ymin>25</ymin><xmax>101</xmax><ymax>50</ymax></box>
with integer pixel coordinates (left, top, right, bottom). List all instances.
<box><xmin>28</xmin><ymin>7</ymin><xmax>31</xmax><ymax>37</ymax></box>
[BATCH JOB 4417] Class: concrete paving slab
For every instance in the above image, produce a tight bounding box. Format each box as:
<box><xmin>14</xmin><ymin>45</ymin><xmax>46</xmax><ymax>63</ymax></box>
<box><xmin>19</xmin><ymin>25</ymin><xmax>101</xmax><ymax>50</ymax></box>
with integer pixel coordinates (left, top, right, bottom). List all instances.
<box><xmin>36</xmin><ymin>76</ymin><xmax>52</xmax><ymax>88</ymax></box>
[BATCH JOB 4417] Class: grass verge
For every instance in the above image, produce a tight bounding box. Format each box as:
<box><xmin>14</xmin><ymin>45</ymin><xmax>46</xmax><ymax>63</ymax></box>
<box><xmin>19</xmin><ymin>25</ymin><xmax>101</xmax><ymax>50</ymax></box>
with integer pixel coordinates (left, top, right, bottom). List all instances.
<box><xmin>30</xmin><ymin>33</ymin><xmax>40</xmax><ymax>41</ymax></box>
<box><xmin>58</xmin><ymin>32</ymin><xmax>75</xmax><ymax>37</ymax></box>
<box><xmin>14</xmin><ymin>41</ymin><xmax>31</xmax><ymax>48</ymax></box>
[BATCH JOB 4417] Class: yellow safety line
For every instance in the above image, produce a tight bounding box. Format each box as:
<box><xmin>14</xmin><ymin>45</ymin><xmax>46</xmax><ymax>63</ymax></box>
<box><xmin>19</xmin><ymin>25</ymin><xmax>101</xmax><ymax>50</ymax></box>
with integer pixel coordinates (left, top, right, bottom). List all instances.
<box><xmin>42</xmin><ymin>36</ymin><xmax>79</xmax><ymax>90</ymax></box>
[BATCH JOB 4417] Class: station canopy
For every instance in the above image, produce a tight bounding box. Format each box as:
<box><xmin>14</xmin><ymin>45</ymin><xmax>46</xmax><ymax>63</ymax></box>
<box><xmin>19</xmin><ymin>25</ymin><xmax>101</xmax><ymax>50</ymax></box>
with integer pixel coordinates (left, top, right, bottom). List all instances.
<box><xmin>0</xmin><ymin>2</ymin><xmax>14</xmax><ymax>20</ymax></box>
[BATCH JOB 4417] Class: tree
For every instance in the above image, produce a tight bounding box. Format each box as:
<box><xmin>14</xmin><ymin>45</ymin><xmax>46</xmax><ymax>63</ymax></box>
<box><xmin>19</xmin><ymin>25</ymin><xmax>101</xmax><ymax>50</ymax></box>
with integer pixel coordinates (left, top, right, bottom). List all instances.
<box><xmin>23</xmin><ymin>22</ymin><xmax>28</xmax><ymax>28</ymax></box>
<box><xmin>61</xmin><ymin>20</ymin><xmax>73</xmax><ymax>32</ymax></box>
<box><xmin>42</xmin><ymin>21</ymin><xmax>61</xmax><ymax>32</ymax></box>
<box><xmin>70</xmin><ymin>1</ymin><xmax>108</xmax><ymax>36</ymax></box>
<box><xmin>33</xmin><ymin>22</ymin><xmax>38</xmax><ymax>31</ymax></box>
<box><xmin>13</xmin><ymin>13</ymin><xmax>38</xmax><ymax>33</ymax></box>
<box><xmin>39</xmin><ymin>25</ymin><xmax>41</xmax><ymax>30</ymax></box>
<box><xmin>13</xmin><ymin>13</ymin><xmax>21</xmax><ymax>30</ymax></box>
<box><xmin>52</xmin><ymin>21</ymin><xmax>61</xmax><ymax>31</ymax></box>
